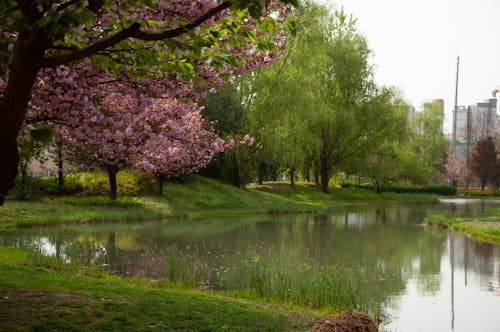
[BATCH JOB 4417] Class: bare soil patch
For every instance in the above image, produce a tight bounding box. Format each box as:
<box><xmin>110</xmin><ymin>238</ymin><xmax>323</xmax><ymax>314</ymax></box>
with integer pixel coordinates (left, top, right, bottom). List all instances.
<box><xmin>308</xmin><ymin>309</ymin><xmax>378</xmax><ymax>332</ymax></box>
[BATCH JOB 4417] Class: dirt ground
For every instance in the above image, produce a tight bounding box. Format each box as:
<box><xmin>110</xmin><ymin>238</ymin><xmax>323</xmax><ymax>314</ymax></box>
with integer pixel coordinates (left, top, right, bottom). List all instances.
<box><xmin>308</xmin><ymin>309</ymin><xmax>378</xmax><ymax>332</ymax></box>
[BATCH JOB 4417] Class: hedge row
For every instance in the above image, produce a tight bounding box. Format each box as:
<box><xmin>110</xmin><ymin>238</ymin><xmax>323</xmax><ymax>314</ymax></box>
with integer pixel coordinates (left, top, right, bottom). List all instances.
<box><xmin>340</xmin><ymin>183</ymin><xmax>456</xmax><ymax>196</ymax></box>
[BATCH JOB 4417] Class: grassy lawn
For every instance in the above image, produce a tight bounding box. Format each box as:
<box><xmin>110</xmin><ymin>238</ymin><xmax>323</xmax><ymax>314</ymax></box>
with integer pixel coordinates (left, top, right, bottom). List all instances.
<box><xmin>0</xmin><ymin>262</ymin><xmax>311</xmax><ymax>332</ymax></box>
<box><xmin>425</xmin><ymin>208</ymin><xmax>500</xmax><ymax>245</ymax></box>
<box><xmin>0</xmin><ymin>176</ymin><xmax>439</xmax><ymax>230</ymax></box>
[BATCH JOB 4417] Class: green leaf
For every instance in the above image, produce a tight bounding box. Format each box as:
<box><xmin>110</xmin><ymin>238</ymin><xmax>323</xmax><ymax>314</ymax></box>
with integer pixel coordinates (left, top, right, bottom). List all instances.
<box><xmin>285</xmin><ymin>17</ymin><xmax>298</xmax><ymax>36</ymax></box>
<box><xmin>30</xmin><ymin>127</ymin><xmax>55</xmax><ymax>144</ymax></box>
<box><xmin>142</xmin><ymin>0</ymin><xmax>155</xmax><ymax>8</ymax></box>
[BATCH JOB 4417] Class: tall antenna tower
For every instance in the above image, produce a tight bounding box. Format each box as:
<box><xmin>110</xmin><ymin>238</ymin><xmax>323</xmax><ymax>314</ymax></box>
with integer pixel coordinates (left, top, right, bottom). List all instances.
<box><xmin>452</xmin><ymin>56</ymin><xmax>459</xmax><ymax>157</ymax></box>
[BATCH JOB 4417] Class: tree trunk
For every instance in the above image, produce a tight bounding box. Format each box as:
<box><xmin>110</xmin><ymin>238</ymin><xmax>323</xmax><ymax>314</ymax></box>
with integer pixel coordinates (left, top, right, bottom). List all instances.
<box><xmin>257</xmin><ymin>160</ymin><xmax>265</xmax><ymax>185</ymax></box>
<box><xmin>232</xmin><ymin>153</ymin><xmax>241</xmax><ymax>187</ymax></box>
<box><xmin>18</xmin><ymin>161</ymin><xmax>29</xmax><ymax>201</ymax></box>
<box><xmin>319</xmin><ymin>135</ymin><xmax>331</xmax><ymax>193</ymax></box>
<box><xmin>233</xmin><ymin>165</ymin><xmax>241</xmax><ymax>187</ymax></box>
<box><xmin>57</xmin><ymin>136</ymin><xmax>64</xmax><ymax>190</ymax></box>
<box><xmin>320</xmin><ymin>156</ymin><xmax>329</xmax><ymax>193</ymax></box>
<box><xmin>107</xmin><ymin>167</ymin><xmax>119</xmax><ymax>200</ymax></box>
<box><xmin>289</xmin><ymin>166</ymin><xmax>296</xmax><ymax>188</ymax></box>
<box><xmin>158</xmin><ymin>176</ymin><xmax>165</xmax><ymax>196</ymax></box>
<box><xmin>0</xmin><ymin>30</ymin><xmax>48</xmax><ymax>205</ymax></box>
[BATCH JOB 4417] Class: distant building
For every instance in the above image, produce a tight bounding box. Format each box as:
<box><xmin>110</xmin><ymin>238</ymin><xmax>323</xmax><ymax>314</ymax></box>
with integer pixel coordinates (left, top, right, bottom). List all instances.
<box><xmin>407</xmin><ymin>105</ymin><xmax>416</xmax><ymax>122</ymax></box>
<box><xmin>454</xmin><ymin>98</ymin><xmax>498</xmax><ymax>142</ymax></box>
<box><xmin>451</xmin><ymin>97</ymin><xmax>499</xmax><ymax>187</ymax></box>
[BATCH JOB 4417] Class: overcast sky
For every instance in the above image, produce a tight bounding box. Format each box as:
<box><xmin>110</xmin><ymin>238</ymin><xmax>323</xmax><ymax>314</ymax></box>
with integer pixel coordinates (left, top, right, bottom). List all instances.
<box><xmin>320</xmin><ymin>0</ymin><xmax>500</xmax><ymax>132</ymax></box>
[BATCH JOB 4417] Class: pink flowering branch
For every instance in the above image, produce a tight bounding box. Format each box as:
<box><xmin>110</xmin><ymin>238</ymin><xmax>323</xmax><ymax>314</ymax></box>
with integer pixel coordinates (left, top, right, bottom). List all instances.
<box><xmin>41</xmin><ymin>1</ymin><xmax>232</xmax><ymax>68</ymax></box>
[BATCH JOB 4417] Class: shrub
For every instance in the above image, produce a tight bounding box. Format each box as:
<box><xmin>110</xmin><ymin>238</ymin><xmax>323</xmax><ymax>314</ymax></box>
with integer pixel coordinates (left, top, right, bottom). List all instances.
<box><xmin>463</xmin><ymin>189</ymin><xmax>500</xmax><ymax>197</ymax></box>
<box><xmin>340</xmin><ymin>182</ymin><xmax>456</xmax><ymax>195</ymax></box>
<box><xmin>8</xmin><ymin>176</ymin><xmax>40</xmax><ymax>201</ymax></box>
<box><xmin>386</xmin><ymin>184</ymin><xmax>456</xmax><ymax>196</ymax></box>
<box><xmin>425</xmin><ymin>214</ymin><xmax>453</xmax><ymax>227</ymax></box>
<box><xmin>9</xmin><ymin>169</ymin><xmax>156</xmax><ymax>200</ymax></box>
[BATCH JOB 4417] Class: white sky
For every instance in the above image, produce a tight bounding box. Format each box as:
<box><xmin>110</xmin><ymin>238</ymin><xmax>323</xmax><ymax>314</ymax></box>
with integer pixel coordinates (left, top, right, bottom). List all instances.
<box><xmin>319</xmin><ymin>0</ymin><xmax>500</xmax><ymax>132</ymax></box>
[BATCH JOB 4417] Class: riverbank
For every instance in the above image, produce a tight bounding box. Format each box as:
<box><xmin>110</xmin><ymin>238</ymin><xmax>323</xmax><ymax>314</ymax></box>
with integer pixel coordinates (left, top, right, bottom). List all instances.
<box><xmin>0</xmin><ymin>247</ymin><xmax>312</xmax><ymax>331</ymax></box>
<box><xmin>425</xmin><ymin>208</ymin><xmax>500</xmax><ymax>245</ymax></box>
<box><xmin>0</xmin><ymin>175</ymin><xmax>439</xmax><ymax>230</ymax></box>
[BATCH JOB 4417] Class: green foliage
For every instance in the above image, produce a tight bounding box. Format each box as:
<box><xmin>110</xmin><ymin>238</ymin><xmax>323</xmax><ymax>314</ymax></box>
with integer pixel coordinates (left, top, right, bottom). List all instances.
<box><xmin>200</xmin><ymin>83</ymin><xmax>256</xmax><ymax>187</ymax></box>
<box><xmin>385</xmin><ymin>184</ymin><xmax>455</xmax><ymax>195</ymax></box>
<box><xmin>232</xmin><ymin>0</ymin><xmax>299</xmax><ymax>19</ymax></box>
<box><xmin>424</xmin><ymin>214</ymin><xmax>454</xmax><ymax>227</ymax></box>
<box><xmin>9</xmin><ymin>170</ymin><xmax>155</xmax><ymax>199</ymax></box>
<box><xmin>14</xmin><ymin>125</ymin><xmax>56</xmax><ymax>200</ymax></box>
<box><xmin>480</xmin><ymin>208</ymin><xmax>500</xmax><ymax>217</ymax></box>
<box><xmin>341</xmin><ymin>182</ymin><xmax>456</xmax><ymax>196</ymax></box>
<box><xmin>201</xmin><ymin>83</ymin><xmax>246</xmax><ymax>136</ymax></box>
<box><xmin>329</xmin><ymin>187</ymin><xmax>439</xmax><ymax>204</ymax></box>
<box><xmin>8</xmin><ymin>177</ymin><xmax>42</xmax><ymax>201</ymax></box>
<box><xmin>409</xmin><ymin>100</ymin><xmax>448</xmax><ymax>184</ymax></box>
<box><xmin>463</xmin><ymin>188</ymin><xmax>500</xmax><ymax>197</ymax></box>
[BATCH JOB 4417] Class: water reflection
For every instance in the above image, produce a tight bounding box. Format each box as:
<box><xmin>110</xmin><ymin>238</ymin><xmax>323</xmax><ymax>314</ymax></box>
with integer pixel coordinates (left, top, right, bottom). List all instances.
<box><xmin>439</xmin><ymin>197</ymin><xmax>498</xmax><ymax>216</ymax></box>
<box><xmin>386</xmin><ymin>232</ymin><xmax>500</xmax><ymax>332</ymax></box>
<box><xmin>1</xmin><ymin>200</ymin><xmax>499</xmax><ymax>331</ymax></box>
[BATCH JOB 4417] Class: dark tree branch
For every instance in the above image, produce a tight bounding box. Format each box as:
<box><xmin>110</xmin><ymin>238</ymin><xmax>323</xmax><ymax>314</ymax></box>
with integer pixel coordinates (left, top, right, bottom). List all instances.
<box><xmin>18</xmin><ymin>0</ymin><xmax>43</xmax><ymax>24</ymax></box>
<box><xmin>56</xmin><ymin>0</ymin><xmax>84</xmax><ymax>12</ymax></box>
<box><xmin>41</xmin><ymin>1</ymin><xmax>232</xmax><ymax>68</ymax></box>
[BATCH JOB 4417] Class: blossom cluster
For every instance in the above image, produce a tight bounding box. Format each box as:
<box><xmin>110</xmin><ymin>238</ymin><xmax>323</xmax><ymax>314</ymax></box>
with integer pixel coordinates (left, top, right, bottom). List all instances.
<box><xmin>22</xmin><ymin>0</ymin><xmax>289</xmax><ymax>179</ymax></box>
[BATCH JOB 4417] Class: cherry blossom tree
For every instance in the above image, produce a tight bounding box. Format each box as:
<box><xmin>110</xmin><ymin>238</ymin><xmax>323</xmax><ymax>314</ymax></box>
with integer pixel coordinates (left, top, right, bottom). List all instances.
<box><xmin>28</xmin><ymin>57</ymin><xmax>260</xmax><ymax>199</ymax></box>
<box><xmin>0</xmin><ymin>0</ymin><xmax>296</xmax><ymax>204</ymax></box>
<box><xmin>444</xmin><ymin>154</ymin><xmax>463</xmax><ymax>187</ymax></box>
<box><xmin>28</xmin><ymin>62</ymin><xmax>219</xmax><ymax>199</ymax></box>
<box><xmin>140</xmin><ymin>99</ymin><xmax>226</xmax><ymax>196</ymax></box>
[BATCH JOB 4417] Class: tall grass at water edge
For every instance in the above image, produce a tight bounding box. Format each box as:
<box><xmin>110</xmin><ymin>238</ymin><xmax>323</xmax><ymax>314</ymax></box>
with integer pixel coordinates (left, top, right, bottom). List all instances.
<box><xmin>162</xmin><ymin>250</ymin><xmax>371</xmax><ymax>313</ymax></box>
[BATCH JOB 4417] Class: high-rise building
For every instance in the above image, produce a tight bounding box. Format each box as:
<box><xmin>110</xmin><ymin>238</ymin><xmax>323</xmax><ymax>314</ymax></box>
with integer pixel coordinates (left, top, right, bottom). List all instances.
<box><xmin>454</xmin><ymin>98</ymin><xmax>498</xmax><ymax>141</ymax></box>
<box><xmin>452</xmin><ymin>98</ymin><xmax>499</xmax><ymax>173</ymax></box>
<box><xmin>407</xmin><ymin>105</ymin><xmax>416</xmax><ymax>122</ymax></box>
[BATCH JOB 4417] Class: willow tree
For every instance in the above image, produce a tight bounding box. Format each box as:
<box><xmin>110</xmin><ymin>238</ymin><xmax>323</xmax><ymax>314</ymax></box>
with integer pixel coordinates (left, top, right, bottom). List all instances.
<box><xmin>409</xmin><ymin>100</ymin><xmax>448</xmax><ymax>184</ymax></box>
<box><xmin>243</xmin><ymin>2</ymin><xmax>377</xmax><ymax>192</ymax></box>
<box><xmin>244</xmin><ymin>1</ymin><xmax>331</xmax><ymax>187</ymax></box>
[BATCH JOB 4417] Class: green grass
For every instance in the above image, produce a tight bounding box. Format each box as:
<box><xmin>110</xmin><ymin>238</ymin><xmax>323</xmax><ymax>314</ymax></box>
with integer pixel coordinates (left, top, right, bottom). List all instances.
<box><xmin>425</xmin><ymin>208</ymin><xmax>500</xmax><ymax>245</ymax></box>
<box><xmin>462</xmin><ymin>188</ymin><xmax>500</xmax><ymax>198</ymax></box>
<box><xmin>0</xmin><ymin>175</ymin><xmax>440</xmax><ymax>230</ymax></box>
<box><xmin>0</xmin><ymin>261</ymin><xmax>311</xmax><ymax>331</ymax></box>
<box><xmin>160</xmin><ymin>246</ymin><xmax>371</xmax><ymax>314</ymax></box>
<box><xmin>0</xmin><ymin>200</ymin><xmax>165</xmax><ymax>229</ymax></box>
<box><xmin>56</xmin><ymin>195</ymin><xmax>141</xmax><ymax>207</ymax></box>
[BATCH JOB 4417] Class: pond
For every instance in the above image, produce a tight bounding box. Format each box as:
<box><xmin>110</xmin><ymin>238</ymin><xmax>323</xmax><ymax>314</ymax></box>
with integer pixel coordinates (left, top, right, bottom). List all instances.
<box><xmin>1</xmin><ymin>199</ymin><xmax>499</xmax><ymax>332</ymax></box>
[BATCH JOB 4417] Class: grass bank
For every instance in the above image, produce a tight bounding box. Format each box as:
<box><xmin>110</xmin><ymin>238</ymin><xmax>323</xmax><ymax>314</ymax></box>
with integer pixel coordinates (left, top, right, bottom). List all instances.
<box><xmin>0</xmin><ymin>247</ymin><xmax>311</xmax><ymax>331</ymax></box>
<box><xmin>425</xmin><ymin>208</ymin><xmax>500</xmax><ymax>245</ymax></box>
<box><xmin>1</xmin><ymin>175</ymin><xmax>439</xmax><ymax>230</ymax></box>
